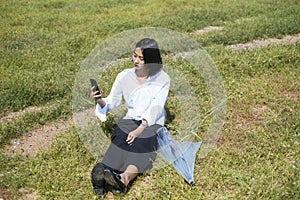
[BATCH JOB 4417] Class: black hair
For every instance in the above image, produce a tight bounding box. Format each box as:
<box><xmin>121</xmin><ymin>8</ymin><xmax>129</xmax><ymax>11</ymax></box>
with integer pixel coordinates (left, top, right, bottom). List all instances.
<box><xmin>135</xmin><ymin>38</ymin><xmax>162</xmax><ymax>76</ymax></box>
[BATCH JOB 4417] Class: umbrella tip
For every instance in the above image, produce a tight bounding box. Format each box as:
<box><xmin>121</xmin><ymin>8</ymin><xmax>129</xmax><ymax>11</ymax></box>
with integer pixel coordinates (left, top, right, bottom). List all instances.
<box><xmin>185</xmin><ymin>179</ymin><xmax>196</xmax><ymax>186</ymax></box>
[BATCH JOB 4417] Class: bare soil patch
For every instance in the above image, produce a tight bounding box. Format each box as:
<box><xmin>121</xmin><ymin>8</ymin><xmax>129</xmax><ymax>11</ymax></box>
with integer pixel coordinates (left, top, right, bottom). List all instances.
<box><xmin>0</xmin><ymin>188</ymin><xmax>40</xmax><ymax>200</ymax></box>
<box><xmin>281</xmin><ymin>90</ymin><xmax>300</xmax><ymax>100</ymax></box>
<box><xmin>0</xmin><ymin>188</ymin><xmax>11</xmax><ymax>200</ymax></box>
<box><xmin>132</xmin><ymin>175</ymin><xmax>152</xmax><ymax>197</ymax></box>
<box><xmin>227</xmin><ymin>33</ymin><xmax>300</xmax><ymax>51</ymax></box>
<box><xmin>102</xmin><ymin>175</ymin><xmax>152</xmax><ymax>199</ymax></box>
<box><xmin>3</xmin><ymin>119</ymin><xmax>73</xmax><ymax>156</ymax></box>
<box><xmin>191</xmin><ymin>26</ymin><xmax>223</xmax><ymax>35</ymax></box>
<box><xmin>0</xmin><ymin>106</ymin><xmax>42</xmax><ymax>123</ymax></box>
<box><xmin>252</xmin><ymin>105</ymin><xmax>277</xmax><ymax>120</ymax></box>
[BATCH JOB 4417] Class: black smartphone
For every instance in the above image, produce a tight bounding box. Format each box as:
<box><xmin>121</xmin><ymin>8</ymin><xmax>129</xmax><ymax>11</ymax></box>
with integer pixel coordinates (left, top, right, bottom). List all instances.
<box><xmin>90</xmin><ymin>78</ymin><xmax>100</xmax><ymax>95</ymax></box>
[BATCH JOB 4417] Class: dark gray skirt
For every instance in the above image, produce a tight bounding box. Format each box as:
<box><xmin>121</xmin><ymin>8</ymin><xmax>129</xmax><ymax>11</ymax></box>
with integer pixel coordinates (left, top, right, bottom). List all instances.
<box><xmin>101</xmin><ymin>119</ymin><xmax>161</xmax><ymax>173</ymax></box>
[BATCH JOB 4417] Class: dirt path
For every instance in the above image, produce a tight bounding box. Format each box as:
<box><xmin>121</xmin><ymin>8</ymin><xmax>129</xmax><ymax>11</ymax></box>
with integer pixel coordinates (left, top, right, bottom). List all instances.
<box><xmin>192</xmin><ymin>26</ymin><xmax>300</xmax><ymax>50</ymax></box>
<box><xmin>191</xmin><ymin>26</ymin><xmax>224</xmax><ymax>35</ymax></box>
<box><xmin>3</xmin><ymin>118</ymin><xmax>73</xmax><ymax>157</ymax></box>
<box><xmin>0</xmin><ymin>106</ymin><xmax>42</xmax><ymax>123</ymax></box>
<box><xmin>226</xmin><ymin>33</ymin><xmax>300</xmax><ymax>51</ymax></box>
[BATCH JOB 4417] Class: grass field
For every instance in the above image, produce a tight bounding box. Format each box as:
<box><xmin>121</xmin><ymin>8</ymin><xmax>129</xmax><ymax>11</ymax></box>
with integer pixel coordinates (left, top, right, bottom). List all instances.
<box><xmin>0</xmin><ymin>0</ymin><xmax>299</xmax><ymax>199</ymax></box>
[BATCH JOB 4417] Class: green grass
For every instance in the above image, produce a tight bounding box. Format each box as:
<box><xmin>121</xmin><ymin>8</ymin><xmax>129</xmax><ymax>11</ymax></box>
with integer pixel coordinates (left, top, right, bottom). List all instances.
<box><xmin>1</xmin><ymin>0</ymin><xmax>299</xmax><ymax>199</ymax></box>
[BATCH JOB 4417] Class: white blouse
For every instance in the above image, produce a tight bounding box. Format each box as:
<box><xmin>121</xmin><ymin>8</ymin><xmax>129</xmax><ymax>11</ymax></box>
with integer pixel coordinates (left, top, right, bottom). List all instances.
<box><xmin>95</xmin><ymin>68</ymin><xmax>170</xmax><ymax>126</ymax></box>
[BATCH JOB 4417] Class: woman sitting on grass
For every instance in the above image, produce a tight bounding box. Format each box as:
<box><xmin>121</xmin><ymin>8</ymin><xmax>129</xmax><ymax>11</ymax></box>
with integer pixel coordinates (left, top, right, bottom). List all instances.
<box><xmin>91</xmin><ymin>38</ymin><xmax>170</xmax><ymax>196</ymax></box>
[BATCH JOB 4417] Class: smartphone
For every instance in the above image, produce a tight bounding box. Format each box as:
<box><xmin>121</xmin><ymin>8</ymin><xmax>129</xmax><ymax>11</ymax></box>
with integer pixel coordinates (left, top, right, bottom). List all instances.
<box><xmin>90</xmin><ymin>78</ymin><xmax>100</xmax><ymax>95</ymax></box>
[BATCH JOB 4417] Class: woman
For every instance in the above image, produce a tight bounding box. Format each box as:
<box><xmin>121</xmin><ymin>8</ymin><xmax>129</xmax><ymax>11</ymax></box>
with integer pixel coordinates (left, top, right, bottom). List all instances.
<box><xmin>91</xmin><ymin>38</ymin><xmax>170</xmax><ymax>196</ymax></box>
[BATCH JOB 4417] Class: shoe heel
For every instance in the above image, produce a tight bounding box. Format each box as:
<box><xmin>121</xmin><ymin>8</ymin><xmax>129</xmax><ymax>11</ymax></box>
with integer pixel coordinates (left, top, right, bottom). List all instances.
<box><xmin>94</xmin><ymin>188</ymin><xmax>105</xmax><ymax>197</ymax></box>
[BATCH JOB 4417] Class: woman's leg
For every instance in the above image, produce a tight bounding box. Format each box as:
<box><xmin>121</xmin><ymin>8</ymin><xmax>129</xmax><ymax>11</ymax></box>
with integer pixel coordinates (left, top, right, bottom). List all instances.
<box><xmin>92</xmin><ymin>120</ymin><xmax>135</xmax><ymax>196</ymax></box>
<box><xmin>119</xmin><ymin>165</ymin><xmax>138</xmax><ymax>186</ymax></box>
<box><xmin>124</xmin><ymin>124</ymin><xmax>161</xmax><ymax>173</ymax></box>
<box><xmin>101</xmin><ymin>120</ymin><xmax>161</xmax><ymax>193</ymax></box>
<box><xmin>118</xmin><ymin>124</ymin><xmax>162</xmax><ymax>185</ymax></box>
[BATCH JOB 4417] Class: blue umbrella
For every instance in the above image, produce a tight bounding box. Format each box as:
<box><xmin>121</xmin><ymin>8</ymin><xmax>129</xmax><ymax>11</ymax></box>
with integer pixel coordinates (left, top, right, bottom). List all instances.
<box><xmin>157</xmin><ymin>127</ymin><xmax>201</xmax><ymax>185</ymax></box>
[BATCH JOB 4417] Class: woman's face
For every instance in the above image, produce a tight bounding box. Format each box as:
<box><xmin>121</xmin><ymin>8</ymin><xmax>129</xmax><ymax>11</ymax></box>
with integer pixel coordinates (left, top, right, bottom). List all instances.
<box><xmin>132</xmin><ymin>47</ymin><xmax>144</xmax><ymax>69</ymax></box>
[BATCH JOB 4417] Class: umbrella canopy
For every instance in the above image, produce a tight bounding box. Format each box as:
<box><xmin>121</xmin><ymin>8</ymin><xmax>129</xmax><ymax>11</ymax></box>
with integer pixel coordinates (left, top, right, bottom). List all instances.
<box><xmin>157</xmin><ymin>127</ymin><xmax>201</xmax><ymax>185</ymax></box>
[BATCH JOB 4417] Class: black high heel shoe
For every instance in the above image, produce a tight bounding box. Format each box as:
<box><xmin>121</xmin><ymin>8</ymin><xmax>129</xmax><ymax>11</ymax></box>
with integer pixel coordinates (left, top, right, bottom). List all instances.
<box><xmin>91</xmin><ymin>163</ymin><xmax>106</xmax><ymax>197</ymax></box>
<box><xmin>103</xmin><ymin>169</ymin><xmax>127</xmax><ymax>194</ymax></box>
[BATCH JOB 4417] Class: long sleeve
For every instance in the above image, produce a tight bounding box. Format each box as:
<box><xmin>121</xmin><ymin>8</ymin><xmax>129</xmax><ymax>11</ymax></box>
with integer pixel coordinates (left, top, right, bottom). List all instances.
<box><xmin>95</xmin><ymin>71</ymin><xmax>125</xmax><ymax>121</ymax></box>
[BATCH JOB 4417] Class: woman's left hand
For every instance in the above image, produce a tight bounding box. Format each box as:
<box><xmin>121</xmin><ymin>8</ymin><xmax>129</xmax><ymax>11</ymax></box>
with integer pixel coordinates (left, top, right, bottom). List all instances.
<box><xmin>126</xmin><ymin>126</ymin><xmax>144</xmax><ymax>145</ymax></box>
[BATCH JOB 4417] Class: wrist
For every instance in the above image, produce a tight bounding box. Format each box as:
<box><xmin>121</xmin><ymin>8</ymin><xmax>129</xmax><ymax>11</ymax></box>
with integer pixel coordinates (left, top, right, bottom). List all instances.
<box><xmin>96</xmin><ymin>98</ymin><xmax>102</xmax><ymax>104</ymax></box>
<box><xmin>140</xmin><ymin>123</ymin><xmax>147</xmax><ymax>129</ymax></box>
<box><xmin>96</xmin><ymin>98</ymin><xmax>106</xmax><ymax>108</ymax></box>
